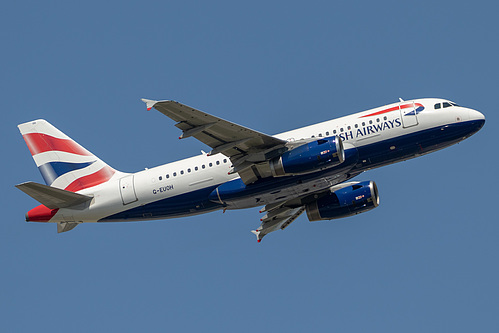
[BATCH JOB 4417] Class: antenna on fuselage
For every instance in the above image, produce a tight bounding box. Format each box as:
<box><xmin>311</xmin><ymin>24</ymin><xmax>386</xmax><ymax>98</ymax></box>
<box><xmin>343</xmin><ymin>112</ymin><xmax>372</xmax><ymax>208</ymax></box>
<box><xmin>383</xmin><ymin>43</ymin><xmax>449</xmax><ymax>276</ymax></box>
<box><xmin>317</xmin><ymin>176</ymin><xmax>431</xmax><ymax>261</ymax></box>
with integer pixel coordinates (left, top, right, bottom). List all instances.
<box><xmin>399</xmin><ymin>97</ymin><xmax>404</xmax><ymax>102</ymax></box>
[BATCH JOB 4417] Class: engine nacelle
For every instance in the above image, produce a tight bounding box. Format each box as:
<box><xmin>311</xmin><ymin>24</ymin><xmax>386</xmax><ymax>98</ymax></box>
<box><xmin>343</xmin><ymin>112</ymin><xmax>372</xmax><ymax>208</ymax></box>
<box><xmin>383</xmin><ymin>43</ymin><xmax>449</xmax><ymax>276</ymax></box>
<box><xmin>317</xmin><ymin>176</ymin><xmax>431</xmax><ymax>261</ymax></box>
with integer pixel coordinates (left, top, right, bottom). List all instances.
<box><xmin>306</xmin><ymin>181</ymin><xmax>379</xmax><ymax>221</ymax></box>
<box><xmin>270</xmin><ymin>136</ymin><xmax>345</xmax><ymax>177</ymax></box>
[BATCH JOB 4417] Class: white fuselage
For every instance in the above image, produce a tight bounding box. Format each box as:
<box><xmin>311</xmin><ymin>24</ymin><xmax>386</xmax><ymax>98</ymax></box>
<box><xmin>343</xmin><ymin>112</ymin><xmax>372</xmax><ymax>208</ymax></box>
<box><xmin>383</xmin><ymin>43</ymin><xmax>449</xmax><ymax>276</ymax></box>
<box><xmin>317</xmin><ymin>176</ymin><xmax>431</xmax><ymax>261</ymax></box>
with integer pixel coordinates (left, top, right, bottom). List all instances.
<box><xmin>44</xmin><ymin>98</ymin><xmax>485</xmax><ymax>223</ymax></box>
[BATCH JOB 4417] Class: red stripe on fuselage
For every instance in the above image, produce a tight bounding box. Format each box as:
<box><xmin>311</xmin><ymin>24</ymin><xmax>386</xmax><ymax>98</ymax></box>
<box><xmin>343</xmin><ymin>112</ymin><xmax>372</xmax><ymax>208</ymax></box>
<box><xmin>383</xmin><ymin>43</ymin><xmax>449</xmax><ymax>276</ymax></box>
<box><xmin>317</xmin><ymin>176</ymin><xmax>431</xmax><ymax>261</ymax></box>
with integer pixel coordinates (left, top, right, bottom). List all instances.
<box><xmin>22</xmin><ymin>133</ymin><xmax>92</xmax><ymax>156</ymax></box>
<box><xmin>360</xmin><ymin>103</ymin><xmax>423</xmax><ymax>118</ymax></box>
<box><xmin>64</xmin><ymin>166</ymin><xmax>115</xmax><ymax>192</ymax></box>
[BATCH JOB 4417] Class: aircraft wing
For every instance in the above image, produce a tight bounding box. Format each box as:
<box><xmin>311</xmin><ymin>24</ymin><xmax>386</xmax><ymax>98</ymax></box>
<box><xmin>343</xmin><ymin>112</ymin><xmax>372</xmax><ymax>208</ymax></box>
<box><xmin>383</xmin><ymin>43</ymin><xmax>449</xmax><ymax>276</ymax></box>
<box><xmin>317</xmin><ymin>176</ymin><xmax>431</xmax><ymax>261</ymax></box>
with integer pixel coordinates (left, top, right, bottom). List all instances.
<box><xmin>143</xmin><ymin>99</ymin><xmax>288</xmax><ymax>184</ymax></box>
<box><xmin>250</xmin><ymin>180</ymin><xmax>365</xmax><ymax>242</ymax></box>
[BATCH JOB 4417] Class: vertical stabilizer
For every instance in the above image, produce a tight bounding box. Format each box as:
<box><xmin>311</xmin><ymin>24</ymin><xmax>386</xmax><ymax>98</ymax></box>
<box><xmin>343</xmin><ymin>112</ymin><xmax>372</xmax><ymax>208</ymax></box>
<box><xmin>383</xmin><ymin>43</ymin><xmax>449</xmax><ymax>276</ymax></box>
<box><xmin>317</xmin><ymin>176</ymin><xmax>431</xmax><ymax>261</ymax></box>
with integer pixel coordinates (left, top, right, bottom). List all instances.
<box><xmin>18</xmin><ymin>119</ymin><xmax>117</xmax><ymax>192</ymax></box>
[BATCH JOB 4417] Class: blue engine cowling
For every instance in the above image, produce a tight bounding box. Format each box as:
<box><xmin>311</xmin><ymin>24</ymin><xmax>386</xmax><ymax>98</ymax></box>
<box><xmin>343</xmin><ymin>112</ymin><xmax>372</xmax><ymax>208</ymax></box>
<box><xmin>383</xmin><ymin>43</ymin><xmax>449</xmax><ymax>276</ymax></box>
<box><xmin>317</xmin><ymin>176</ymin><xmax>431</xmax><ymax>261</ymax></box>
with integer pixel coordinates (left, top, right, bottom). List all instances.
<box><xmin>306</xmin><ymin>181</ymin><xmax>379</xmax><ymax>221</ymax></box>
<box><xmin>270</xmin><ymin>136</ymin><xmax>345</xmax><ymax>177</ymax></box>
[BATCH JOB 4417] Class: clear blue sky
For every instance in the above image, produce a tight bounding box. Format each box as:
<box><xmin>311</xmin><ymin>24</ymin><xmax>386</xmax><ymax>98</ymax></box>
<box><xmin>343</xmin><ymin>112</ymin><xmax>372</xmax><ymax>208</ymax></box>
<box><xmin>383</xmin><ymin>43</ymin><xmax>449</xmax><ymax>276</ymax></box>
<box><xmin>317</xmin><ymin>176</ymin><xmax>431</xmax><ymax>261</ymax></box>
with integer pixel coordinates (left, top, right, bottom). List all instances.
<box><xmin>1</xmin><ymin>1</ymin><xmax>498</xmax><ymax>332</ymax></box>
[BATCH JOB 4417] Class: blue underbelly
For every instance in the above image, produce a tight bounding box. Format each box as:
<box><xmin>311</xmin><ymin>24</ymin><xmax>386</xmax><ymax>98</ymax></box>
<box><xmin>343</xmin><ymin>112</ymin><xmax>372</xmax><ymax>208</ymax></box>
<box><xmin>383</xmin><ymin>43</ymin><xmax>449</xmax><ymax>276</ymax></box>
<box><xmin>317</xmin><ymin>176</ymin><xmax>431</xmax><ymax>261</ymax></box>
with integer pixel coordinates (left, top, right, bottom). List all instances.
<box><xmin>99</xmin><ymin>185</ymin><xmax>222</xmax><ymax>222</ymax></box>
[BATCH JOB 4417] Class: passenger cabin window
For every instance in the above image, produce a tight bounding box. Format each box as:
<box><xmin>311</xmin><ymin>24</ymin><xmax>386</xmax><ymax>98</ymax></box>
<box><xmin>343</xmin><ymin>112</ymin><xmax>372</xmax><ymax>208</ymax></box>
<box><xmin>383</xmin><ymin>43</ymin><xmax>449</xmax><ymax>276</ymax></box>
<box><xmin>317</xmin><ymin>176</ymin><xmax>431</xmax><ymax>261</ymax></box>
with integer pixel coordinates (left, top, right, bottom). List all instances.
<box><xmin>434</xmin><ymin>103</ymin><xmax>441</xmax><ymax>109</ymax></box>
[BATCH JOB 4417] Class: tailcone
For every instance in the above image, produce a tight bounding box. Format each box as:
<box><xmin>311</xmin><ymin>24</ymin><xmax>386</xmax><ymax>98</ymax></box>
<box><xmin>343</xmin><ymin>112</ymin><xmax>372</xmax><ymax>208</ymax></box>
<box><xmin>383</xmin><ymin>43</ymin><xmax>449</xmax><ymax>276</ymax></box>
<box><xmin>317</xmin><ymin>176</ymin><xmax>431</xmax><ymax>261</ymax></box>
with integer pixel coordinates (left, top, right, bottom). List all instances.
<box><xmin>26</xmin><ymin>205</ymin><xmax>59</xmax><ymax>222</ymax></box>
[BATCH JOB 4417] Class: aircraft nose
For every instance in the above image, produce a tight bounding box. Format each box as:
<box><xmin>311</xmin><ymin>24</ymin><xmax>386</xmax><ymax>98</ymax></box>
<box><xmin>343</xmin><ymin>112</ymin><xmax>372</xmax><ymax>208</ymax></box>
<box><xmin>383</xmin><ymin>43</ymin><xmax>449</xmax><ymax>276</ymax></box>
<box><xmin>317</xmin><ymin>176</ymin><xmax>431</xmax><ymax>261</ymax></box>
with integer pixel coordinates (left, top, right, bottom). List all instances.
<box><xmin>468</xmin><ymin>108</ymin><xmax>485</xmax><ymax>122</ymax></box>
<box><xmin>466</xmin><ymin>108</ymin><xmax>485</xmax><ymax>135</ymax></box>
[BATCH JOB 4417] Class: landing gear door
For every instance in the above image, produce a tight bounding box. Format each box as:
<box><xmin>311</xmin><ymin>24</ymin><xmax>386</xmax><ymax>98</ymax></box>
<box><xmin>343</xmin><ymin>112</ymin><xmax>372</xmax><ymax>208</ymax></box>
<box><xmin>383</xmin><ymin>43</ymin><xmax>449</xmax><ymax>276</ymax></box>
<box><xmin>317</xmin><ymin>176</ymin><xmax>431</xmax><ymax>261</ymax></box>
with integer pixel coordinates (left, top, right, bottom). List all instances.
<box><xmin>119</xmin><ymin>175</ymin><xmax>138</xmax><ymax>205</ymax></box>
<box><xmin>400</xmin><ymin>101</ymin><xmax>419</xmax><ymax>128</ymax></box>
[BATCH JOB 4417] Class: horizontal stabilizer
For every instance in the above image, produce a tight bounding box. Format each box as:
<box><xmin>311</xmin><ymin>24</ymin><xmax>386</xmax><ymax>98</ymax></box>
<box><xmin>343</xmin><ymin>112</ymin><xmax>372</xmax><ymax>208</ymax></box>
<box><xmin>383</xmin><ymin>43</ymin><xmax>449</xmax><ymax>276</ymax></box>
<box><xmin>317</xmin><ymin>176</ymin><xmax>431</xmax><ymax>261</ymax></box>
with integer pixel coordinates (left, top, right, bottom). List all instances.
<box><xmin>15</xmin><ymin>182</ymin><xmax>92</xmax><ymax>209</ymax></box>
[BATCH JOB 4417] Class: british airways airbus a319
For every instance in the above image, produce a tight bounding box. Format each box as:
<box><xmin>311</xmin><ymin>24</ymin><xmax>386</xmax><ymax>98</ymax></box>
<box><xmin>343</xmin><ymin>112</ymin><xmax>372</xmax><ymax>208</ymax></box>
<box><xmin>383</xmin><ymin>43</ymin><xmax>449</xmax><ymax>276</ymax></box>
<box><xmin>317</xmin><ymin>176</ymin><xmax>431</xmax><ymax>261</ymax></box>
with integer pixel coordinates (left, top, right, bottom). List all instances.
<box><xmin>16</xmin><ymin>98</ymin><xmax>485</xmax><ymax>241</ymax></box>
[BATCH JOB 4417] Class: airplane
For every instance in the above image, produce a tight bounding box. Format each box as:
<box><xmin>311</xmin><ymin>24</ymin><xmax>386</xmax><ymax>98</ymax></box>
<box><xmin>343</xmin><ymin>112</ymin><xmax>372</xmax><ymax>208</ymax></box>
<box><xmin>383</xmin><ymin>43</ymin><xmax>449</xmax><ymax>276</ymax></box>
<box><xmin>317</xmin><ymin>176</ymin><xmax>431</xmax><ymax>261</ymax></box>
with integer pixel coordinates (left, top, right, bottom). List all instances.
<box><xmin>15</xmin><ymin>98</ymin><xmax>485</xmax><ymax>241</ymax></box>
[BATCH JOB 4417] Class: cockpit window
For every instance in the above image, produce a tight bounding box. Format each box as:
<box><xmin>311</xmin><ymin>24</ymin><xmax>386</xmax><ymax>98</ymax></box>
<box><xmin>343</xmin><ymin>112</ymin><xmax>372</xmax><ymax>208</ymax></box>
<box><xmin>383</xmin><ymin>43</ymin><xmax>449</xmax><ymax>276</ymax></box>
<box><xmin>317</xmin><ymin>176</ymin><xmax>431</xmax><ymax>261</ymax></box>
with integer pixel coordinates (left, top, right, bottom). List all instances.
<box><xmin>435</xmin><ymin>101</ymin><xmax>459</xmax><ymax>110</ymax></box>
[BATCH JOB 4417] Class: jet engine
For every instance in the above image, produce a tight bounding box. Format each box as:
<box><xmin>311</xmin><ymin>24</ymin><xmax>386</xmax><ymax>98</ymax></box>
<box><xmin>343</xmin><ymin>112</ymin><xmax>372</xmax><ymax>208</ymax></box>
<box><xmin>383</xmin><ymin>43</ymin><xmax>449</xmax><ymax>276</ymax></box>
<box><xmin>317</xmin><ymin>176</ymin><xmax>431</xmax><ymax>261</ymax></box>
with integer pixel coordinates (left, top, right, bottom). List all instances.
<box><xmin>270</xmin><ymin>136</ymin><xmax>345</xmax><ymax>177</ymax></box>
<box><xmin>306</xmin><ymin>181</ymin><xmax>379</xmax><ymax>221</ymax></box>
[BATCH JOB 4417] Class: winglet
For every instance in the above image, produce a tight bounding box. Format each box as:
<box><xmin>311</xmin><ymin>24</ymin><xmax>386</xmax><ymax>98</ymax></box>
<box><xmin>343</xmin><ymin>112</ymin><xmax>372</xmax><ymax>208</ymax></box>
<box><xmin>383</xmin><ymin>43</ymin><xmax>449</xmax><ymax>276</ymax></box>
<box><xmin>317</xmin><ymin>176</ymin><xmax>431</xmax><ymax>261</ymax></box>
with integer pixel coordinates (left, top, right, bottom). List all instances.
<box><xmin>251</xmin><ymin>229</ymin><xmax>264</xmax><ymax>243</ymax></box>
<box><xmin>141</xmin><ymin>98</ymin><xmax>158</xmax><ymax>111</ymax></box>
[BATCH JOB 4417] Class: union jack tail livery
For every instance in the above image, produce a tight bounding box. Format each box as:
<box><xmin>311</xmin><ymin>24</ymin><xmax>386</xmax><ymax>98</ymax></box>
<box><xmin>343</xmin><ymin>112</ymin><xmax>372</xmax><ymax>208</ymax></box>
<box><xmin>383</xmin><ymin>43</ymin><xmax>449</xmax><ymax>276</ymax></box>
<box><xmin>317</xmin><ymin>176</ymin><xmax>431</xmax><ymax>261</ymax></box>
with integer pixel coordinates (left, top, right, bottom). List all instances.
<box><xmin>18</xmin><ymin>119</ymin><xmax>117</xmax><ymax>192</ymax></box>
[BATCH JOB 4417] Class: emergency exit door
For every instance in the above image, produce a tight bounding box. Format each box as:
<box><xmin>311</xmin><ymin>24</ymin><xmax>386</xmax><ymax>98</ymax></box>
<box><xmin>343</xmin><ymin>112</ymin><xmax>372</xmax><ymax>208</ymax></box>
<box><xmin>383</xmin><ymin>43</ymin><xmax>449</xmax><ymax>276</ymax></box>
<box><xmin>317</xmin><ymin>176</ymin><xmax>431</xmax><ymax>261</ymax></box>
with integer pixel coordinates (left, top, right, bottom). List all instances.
<box><xmin>119</xmin><ymin>175</ymin><xmax>138</xmax><ymax>205</ymax></box>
